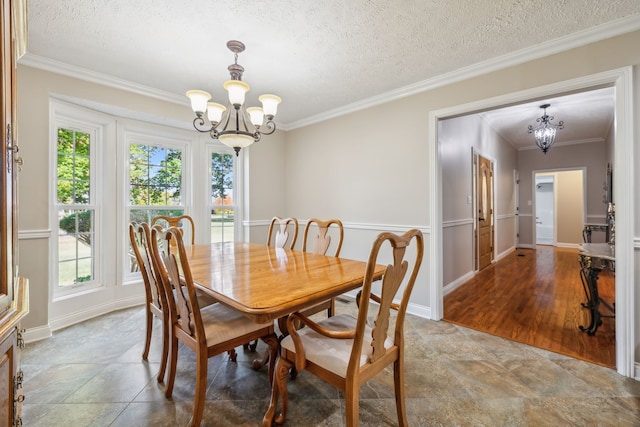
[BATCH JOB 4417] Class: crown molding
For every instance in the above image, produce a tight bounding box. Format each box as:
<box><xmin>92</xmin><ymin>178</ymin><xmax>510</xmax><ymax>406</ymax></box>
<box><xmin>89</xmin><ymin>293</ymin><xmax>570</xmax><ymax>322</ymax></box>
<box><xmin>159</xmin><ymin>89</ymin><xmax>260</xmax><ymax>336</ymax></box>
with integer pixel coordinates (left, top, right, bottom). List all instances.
<box><xmin>19</xmin><ymin>53</ymin><xmax>187</xmax><ymax>106</ymax></box>
<box><xmin>518</xmin><ymin>137</ymin><xmax>605</xmax><ymax>151</ymax></box>
<box><xmin>284</xmin><ymin>13</ymin><xmax>640</xmax><ymax>130</ymax></box>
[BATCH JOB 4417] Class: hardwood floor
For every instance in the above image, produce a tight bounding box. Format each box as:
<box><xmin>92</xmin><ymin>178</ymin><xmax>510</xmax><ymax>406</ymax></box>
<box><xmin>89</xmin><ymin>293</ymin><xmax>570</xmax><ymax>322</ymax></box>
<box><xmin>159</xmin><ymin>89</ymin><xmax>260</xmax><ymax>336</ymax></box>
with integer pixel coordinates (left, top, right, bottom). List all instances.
<box><xmin>444</xmin><ymin>245</ymin><xmax>616</xmax><ymax>368</ymax></box>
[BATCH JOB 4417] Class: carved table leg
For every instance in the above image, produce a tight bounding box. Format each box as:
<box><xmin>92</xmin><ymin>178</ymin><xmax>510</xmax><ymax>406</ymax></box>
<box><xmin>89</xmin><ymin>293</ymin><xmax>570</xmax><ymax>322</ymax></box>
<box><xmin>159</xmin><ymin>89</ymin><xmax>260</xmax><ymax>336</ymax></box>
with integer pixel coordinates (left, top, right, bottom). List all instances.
<box><xmin>263</xmin><ymin>356</ymin><xmax>293</xmax><ymax>426</ymax></box>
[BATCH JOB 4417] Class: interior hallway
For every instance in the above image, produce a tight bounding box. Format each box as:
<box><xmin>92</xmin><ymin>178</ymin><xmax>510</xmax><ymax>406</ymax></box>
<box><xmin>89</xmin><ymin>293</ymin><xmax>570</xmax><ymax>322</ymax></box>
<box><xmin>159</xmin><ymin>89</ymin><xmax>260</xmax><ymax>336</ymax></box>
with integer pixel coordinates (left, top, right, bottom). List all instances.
<box><xmin>444</xmin><ymin>245</ymin><xmax>616</xmax><ymax>368</ymax></box>
<box><xmin>21</xmin><ymin>296</ymin><xmax>639</xmax><ymax>426</ymax></box>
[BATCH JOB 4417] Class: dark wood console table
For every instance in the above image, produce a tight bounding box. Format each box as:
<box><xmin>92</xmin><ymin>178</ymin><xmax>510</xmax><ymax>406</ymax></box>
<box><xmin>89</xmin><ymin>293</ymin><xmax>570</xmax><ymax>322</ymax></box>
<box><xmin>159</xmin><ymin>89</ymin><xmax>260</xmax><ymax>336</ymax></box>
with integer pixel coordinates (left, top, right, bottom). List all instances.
<box><xmin>578</xmin><ymin>243</ymin><xmax>615</xmax><ymax>335</ymax></box>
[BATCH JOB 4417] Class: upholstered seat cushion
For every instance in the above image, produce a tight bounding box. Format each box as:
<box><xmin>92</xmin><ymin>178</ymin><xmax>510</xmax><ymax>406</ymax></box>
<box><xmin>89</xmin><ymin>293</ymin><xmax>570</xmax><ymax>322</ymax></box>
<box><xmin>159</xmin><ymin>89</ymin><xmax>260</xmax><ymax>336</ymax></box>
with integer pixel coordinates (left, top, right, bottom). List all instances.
<box><xmin>199</xmin><ymin>302</ymin><xmax>269</xmax><ymax>346</ymax></box>
<box><xmin>280</xmin><ymin>314</ymin><xmax>393</xmax><ymax>377</ymax></box>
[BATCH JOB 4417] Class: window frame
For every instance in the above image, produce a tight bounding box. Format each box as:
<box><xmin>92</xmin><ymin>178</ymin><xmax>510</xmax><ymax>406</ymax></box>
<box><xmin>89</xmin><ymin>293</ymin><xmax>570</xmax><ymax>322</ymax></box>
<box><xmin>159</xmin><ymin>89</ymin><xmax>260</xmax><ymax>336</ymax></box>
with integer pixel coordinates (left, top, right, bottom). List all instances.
<box><xmin>205</xmin><ymin>143</ymin><xmax>244</xmax><ymax>243</ymax></box>
<box><xmin>120</xmin><ymin>121</ymin><xmax>193</xmax><ymax>283</ymax></box>
<box><xmin>50</xmin><ymin>100</ymin><xmax>111</xmax><ymax>299</ymax></box>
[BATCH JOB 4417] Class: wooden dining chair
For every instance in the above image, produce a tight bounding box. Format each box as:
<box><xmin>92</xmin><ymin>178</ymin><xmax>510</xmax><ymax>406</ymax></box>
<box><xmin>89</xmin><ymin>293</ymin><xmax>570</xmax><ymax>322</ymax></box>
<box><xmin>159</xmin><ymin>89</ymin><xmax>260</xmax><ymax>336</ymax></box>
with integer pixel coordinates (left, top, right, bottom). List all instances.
<box><xmin>266</xmin><ymin>216</ymin><xmax>299</xmax><ymax>249</ymax></box>
<box><xmin>247</xmin><ymin>216</ymin><xmax>299</xmax><ymax>357</ymax></box>
<box><xmin>151</xmin><ymin>214</ymin><xmax>196</xmax><ymax>245</ymax></box>
<box><xmin>151</xmin><ymin>226</ymin><xmax>279</xmax><ymax>427</ymax></box>
<box><xmin>129</xmin><ymin>222</ymin><xmax>170</xmax><ymax>383</ymax></box>
<box><xmin>300</xmin><ymin>218</ymin><xmax>344</xmax><ymax>318</ymax></box>
<box><xmin>264</xmin><ymin>229</ymin><xmax>424</xmax><ymax>427</ymax></box>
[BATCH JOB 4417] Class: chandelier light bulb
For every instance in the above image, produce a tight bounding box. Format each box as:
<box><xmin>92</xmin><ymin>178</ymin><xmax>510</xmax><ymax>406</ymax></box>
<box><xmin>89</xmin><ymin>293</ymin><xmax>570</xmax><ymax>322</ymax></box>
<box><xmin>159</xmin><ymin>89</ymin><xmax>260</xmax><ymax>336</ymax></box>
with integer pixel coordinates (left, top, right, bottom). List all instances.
<box><xmin>186</xmin><ymin>90</ymin><xmax>211</xmax><ymax>114</ymax></box>
<box><xmin>246</xmin><ymin>107</ymin><xmax>265</xmax><ymax>127</ymax></box>
<box><xmin>259</xmin><ymin>94</ymin><xmax>282</xmax><ymax>119</ymax></box>
<box><xmin>223</xmin><ymin>80</ymin><xmax>250</xmax><ymax>107</ymax></box>
<box><xmin>206</xmin><ymin>102</ymin><xmax>226</xmax><ymax>124</ymax></box>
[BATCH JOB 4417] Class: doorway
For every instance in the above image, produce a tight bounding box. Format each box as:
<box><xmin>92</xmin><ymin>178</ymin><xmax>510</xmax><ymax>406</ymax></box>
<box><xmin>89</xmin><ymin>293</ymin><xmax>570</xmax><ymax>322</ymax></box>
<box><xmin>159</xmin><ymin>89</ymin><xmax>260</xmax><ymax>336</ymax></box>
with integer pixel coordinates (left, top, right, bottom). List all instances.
<box><xmin>429</xmin><ymin>68</ymin><xmax>634</xmax><ymax>377</ymax></box>
<box><xmin>535</xmin><ymin>175</ymin><xmax>554</xmax><ymax>245</ymax></box>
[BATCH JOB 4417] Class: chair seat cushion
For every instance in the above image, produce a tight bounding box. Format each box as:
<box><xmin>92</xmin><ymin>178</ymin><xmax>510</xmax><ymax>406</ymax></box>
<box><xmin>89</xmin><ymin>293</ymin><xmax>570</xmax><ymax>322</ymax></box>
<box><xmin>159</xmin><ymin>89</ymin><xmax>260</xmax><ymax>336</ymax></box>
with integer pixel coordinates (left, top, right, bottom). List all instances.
<box><xmin>280</xmin><ymin>314</ymin><xmax>393</xmax><ymax>377</ymax></box>
<box><xmin>199</xmin><ymin>302</ymin><xmax>269</xmax><ymax>346</ymax></box>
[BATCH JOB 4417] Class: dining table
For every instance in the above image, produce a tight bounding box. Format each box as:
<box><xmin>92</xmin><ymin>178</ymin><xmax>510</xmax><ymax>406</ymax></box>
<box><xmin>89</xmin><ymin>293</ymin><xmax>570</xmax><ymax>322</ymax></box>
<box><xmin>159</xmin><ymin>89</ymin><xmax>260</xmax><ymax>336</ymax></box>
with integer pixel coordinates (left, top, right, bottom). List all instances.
<box><xmin>184</xmin><ymin>241</ymin><xmax>385</xmax><ymax>324</ymax></box>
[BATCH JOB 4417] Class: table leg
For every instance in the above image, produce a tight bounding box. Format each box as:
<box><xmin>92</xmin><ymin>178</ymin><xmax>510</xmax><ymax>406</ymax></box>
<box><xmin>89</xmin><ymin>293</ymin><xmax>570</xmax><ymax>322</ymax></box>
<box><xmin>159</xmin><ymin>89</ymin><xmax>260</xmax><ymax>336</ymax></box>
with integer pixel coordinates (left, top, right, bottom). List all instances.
<box><xmin>579</xmin><ymin>264</ymin><xmax>600</xmax><ymax>335</ymax></box>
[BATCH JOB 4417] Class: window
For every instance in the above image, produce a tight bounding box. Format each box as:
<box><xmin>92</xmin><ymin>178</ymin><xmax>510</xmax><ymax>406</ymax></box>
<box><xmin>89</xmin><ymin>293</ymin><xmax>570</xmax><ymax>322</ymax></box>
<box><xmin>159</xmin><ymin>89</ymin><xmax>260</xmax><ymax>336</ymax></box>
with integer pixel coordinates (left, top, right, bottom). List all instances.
<box><xmin>127</xmin><ymin>139</ymin><xmax>186</xmax><ymax>272</ymax></box>
<box><xmin>210</xmin><ymin>152</ymin><xmax>235</xmax><ymax>242</ymax></box>
<box><xmin>49</xmin><ymin>100</ymin><xmax>244</xmax><ymax>315</ymax></box>
<box><xmin>56</xmin><ymin>128</ymin><xmax>95</xmax><ymax>287</ymax></box>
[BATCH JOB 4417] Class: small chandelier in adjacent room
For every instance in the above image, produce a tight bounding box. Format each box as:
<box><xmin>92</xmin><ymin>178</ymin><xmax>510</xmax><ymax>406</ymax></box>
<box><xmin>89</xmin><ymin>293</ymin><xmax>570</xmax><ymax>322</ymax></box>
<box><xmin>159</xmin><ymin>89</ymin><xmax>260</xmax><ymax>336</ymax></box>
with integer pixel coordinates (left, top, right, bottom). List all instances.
<box><xmin>186</xmin><ymin>40</ymin><xmax>281</xmax><ymax>156</ymax></box>
<box><xmin>527</xmin><ymin>103</ymin><xmax>564</xmax><ymax>154</ymax></box>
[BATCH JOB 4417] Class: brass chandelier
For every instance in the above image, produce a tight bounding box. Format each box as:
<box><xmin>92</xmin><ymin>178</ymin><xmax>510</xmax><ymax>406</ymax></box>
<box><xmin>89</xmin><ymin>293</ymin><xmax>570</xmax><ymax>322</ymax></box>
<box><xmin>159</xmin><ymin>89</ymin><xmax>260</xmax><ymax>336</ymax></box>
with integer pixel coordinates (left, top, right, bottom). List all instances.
<box><xmin>186</xmin><ymin>40</ymin><xmax>281</xmax><ymax>156</ymax></box>
<box><xmin>527</xmin><ymin>103</ymin><xmax>564</xmax><ymax>154</ymax></box>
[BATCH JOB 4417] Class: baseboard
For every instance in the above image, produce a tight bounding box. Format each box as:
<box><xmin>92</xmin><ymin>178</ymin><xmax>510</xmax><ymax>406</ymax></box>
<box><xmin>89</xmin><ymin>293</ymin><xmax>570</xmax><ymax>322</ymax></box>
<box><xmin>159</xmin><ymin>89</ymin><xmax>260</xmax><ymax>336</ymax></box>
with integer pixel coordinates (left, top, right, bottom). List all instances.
<box><xmin>495</xmin><ymin>246</ymin><xmax>515</xmax><ymax>262</ymax></box>
<box><xmin>443</xmin><ymin>271</ymin><xmax>475</xmax><ymax>296</ymax></box>
<box><xmin>46</xmin><ymin>295</ymin><xmax>145</xmax><ymax>336</ymax></box>
<box><xmin>518</xmin><ymin>244</ymin><xmax>536</xmax><ymax>249</ymax></box>
<box><xmin>406</xmin><ymin>301</ymin><xmax>431</xmax><ymax>319</ymax></box>
<box><xmin>22</xmin><ymin>324</ymin><xmax>52</xmax><ymax>344</ymax></box>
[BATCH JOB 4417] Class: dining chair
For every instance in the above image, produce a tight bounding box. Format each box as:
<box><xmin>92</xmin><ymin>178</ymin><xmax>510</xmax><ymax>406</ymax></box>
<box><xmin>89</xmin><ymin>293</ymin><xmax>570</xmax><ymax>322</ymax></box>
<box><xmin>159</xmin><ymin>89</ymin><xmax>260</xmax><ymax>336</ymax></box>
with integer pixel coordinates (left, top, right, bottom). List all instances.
<box><xmin>266</xmin><ymin>216</ymin><xmax>299</xmax><ymax>249</ymax></box>
<box><xmin>151</xmin><ymin>226</ymin><xmax>279</xmax><ymax>427</ymax></box>
<box><xmin>299</xmin><ymin>218</ymin><xmax>344</xmax><ymax>318</ymax></box>
<box><xmin>246</xmin><ymin>216</ymin><xmax>299</xmax><ymax>357</ymax></box>
<box><xmin>265</xmin><ymin>229</ymin><xmax>424</xmax><ymax>427</ymax></box>
<box><xmin>151</xmin><ymin>214</ymin><xmax>196</xmax><ymax>245</ymax></box>
<box><xmin>151</xmin><ymin>214</ymin><xmax>217</xmax><ymax>305</ymax></box>
<box><xmin>129</xmin><ymin>222</ymin><xmax>170</xmax><ymax>383</ymax></box>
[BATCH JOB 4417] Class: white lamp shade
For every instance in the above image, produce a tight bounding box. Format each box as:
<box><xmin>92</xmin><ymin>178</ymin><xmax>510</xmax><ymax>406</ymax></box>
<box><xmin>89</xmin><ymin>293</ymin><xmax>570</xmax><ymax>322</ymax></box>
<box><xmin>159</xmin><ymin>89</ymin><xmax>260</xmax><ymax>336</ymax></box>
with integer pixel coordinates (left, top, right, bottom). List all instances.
<box><xmin>223</xmin><ymin>80</ymin><xmax>250</xmax><ymax>106</ymax></box>
<box><xmin>246</xmin><ymin>107</ymin><xmax>264</xmax><ymax>126</ymax></box>
<box><xmin>259</xmin><ymin>94</ymin><xmax>281</xmax><ymax>117</ymax></box>
<box><xmin>207</xmin><ymin>102</ymin><xmax>226</xmax><ymax>123</ymax></box>
<box><xmin>219</xmin><ymin>133</ymin><xmax>255</xmax><ymax>149</ymax></box>
<box><xmin>186</xmin><ymin>90</ymin><xmax>211</xmax><ymax>113</ymax></box>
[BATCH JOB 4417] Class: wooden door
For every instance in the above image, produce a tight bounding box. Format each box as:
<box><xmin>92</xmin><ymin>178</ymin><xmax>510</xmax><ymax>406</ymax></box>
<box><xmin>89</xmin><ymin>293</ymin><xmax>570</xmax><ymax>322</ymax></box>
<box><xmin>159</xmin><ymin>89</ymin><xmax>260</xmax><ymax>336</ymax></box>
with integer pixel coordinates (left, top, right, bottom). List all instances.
<box><xmin>476</xmin><ymin>154</ymin><xmax>493</xmax><ymax>271</ymax></box>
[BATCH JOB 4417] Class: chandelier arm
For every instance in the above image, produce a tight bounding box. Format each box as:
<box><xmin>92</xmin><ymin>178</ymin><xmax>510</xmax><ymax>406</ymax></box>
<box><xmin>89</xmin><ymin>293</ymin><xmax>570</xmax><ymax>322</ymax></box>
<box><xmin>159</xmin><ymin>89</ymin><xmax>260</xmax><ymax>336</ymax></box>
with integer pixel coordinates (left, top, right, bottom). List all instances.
<box><xmin>260</xmin><ymin>120</ymin><xmax>277</xmax><ymax>136</ymax></box>
<box><xmin>192</xmin><ymin>115</ymin><xmax>213</xmax><ymax>133</ymax></box>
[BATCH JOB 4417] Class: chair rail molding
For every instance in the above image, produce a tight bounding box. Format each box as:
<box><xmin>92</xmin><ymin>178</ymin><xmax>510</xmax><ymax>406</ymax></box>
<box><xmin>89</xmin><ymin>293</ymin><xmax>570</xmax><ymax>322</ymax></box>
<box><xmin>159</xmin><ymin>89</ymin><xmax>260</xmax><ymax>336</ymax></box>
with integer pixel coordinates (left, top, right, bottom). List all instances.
<box><xmin>18</xmin><ymin>229</ymin><xmax>52</xmax><ymax>240</ymax></box>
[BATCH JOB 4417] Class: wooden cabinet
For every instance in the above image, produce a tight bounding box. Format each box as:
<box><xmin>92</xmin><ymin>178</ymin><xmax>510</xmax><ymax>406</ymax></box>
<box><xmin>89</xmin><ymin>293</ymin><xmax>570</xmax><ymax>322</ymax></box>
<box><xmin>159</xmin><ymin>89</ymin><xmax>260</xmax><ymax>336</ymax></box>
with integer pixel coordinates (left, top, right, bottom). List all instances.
<box><xmin>0</xmin><ymin>0</ymin><xmax>28</xmax><ymax>425</ymax></box>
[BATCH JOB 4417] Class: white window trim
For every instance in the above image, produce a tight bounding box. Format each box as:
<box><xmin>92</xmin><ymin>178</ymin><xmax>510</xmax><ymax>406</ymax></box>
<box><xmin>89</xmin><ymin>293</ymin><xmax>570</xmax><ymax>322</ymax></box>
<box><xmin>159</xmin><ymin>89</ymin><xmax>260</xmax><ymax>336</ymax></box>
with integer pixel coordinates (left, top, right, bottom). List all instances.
<box><xmin>118</xmin><ymin>119</ymin><xmax>195</xmax><ymax>283</ymax></box>
<box><xmin>49</xmin><ymin>99</ymin><xmax>116</xmax><ymax>301</ymax></box>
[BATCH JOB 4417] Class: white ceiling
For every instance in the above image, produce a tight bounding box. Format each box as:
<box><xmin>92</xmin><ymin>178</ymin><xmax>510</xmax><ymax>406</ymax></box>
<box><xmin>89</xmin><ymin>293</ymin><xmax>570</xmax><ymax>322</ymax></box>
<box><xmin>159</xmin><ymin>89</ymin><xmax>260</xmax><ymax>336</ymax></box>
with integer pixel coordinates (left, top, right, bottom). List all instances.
<box><xmin>24</xmin><ymin>1</ymin><xmax>640</xmax><ymax>147</ymax></box>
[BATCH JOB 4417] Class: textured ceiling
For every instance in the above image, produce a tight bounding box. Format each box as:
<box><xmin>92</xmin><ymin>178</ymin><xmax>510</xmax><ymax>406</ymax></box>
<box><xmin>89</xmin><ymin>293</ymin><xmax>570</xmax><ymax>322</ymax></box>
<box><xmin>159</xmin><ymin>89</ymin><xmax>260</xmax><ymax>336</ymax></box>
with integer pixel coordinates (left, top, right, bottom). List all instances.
<box><xmin>25</xmin><ymin>1</ymin><xmax>640</xmax><ymax>141</ymax></box>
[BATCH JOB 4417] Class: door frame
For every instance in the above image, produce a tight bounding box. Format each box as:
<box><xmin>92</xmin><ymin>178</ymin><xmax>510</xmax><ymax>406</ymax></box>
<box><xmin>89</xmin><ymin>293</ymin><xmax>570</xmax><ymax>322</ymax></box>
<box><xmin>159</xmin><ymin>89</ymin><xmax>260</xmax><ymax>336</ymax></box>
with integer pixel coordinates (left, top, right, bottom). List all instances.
<box><xmin>534</xmin><ymin>173</ymin><xmax>556</xmax><ymax>246</ymax></box>
<box><xmin>429</xmin><ymin>67</ymin><xmax>635</xmax><ymax>377</ymax></box>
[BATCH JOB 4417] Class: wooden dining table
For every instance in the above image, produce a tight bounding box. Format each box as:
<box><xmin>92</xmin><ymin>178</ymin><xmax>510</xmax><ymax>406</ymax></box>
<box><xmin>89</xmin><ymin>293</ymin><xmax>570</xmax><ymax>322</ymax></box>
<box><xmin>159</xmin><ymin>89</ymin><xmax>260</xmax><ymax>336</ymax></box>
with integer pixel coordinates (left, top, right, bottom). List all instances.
<box><xmin>184</xmin><ymin>241</ymin><xmax>385</xmax><ymax>324</ymax></box>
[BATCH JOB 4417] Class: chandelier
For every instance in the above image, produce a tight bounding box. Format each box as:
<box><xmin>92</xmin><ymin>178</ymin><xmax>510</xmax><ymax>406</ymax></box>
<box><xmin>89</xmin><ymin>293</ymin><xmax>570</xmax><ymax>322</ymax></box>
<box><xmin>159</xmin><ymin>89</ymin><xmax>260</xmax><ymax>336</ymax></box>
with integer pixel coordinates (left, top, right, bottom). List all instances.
<box><xmin>527</xmin><ymin>103</ymin><xmax>564</xmax><ymax>154</ymax></box>
<box><xmin>186</xmin><ymin>40</ymin><xmax>281</xmax><ymax>156</ymax></box>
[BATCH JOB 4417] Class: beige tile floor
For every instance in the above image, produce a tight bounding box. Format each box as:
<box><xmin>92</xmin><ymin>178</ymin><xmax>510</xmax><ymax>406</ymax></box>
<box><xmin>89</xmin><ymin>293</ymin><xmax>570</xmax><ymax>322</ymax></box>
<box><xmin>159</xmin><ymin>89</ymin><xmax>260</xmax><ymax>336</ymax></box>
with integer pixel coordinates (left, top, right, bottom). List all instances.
<box><xmin>21</xmin><ymin>298</ymin><xmax>640</xmax><ymax>426</ymax></box>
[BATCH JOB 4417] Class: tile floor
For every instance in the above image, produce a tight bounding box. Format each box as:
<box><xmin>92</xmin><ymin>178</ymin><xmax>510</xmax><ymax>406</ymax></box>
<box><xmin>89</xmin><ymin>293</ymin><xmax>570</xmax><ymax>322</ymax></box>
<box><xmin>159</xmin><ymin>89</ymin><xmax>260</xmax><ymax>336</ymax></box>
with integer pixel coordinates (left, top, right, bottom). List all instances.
<box><xmin>21</xmin><ymin>298</ymin><xmax>640</xmax><ymax>426</ymax></box>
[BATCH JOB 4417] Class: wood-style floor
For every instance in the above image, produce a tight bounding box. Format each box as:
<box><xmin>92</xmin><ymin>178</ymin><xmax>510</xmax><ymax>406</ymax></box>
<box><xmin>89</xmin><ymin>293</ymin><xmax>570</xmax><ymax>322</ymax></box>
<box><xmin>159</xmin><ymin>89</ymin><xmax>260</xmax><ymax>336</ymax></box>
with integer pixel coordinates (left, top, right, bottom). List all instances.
<box><xmin>444</xmin><ymin>245</ymin><xmax>616</xmax><ymax>369</ymax></box>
